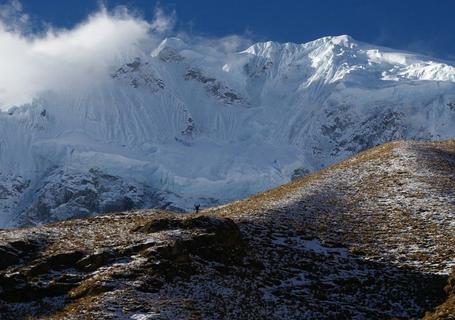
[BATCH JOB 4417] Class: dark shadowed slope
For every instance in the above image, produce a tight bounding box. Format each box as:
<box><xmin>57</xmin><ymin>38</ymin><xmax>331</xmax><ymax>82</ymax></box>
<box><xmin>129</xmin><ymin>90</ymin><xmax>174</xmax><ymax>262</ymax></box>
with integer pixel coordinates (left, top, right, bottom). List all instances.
<box><xmin>0</xmin><ymin>140</ymin><xmax>454</xmax><ymax>319</ymax></box>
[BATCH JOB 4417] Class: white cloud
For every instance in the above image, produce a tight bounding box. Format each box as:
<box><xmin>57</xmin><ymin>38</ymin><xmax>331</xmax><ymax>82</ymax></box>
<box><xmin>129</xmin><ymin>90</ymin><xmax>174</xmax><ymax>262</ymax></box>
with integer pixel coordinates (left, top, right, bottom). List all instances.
<box><xmin>0</xmin><ymin>0</ymin><xmax>29</xmax><ymax>32</ymax></box>
<box><xmin>0</xmin><ymin>2</ymin><xmax>252</xmax><ymax>110</ymax></box>
<box><xmin>0</xmin><ymin>4</ymin><xmax>152</xmax><ymax>109</ymax></box>
<box><xmin>150</xmin><ymin>6</ymin><xmax>176</xmax><ymax>34</ymax></box>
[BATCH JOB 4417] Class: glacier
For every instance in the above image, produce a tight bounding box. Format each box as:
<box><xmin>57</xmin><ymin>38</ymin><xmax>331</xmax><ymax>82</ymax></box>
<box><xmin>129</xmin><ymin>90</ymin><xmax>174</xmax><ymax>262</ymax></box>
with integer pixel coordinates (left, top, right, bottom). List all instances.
<box><xmin>0</xmin><ymin>35</ymin><xmax>454</xmax><ymax>227</ymax></box>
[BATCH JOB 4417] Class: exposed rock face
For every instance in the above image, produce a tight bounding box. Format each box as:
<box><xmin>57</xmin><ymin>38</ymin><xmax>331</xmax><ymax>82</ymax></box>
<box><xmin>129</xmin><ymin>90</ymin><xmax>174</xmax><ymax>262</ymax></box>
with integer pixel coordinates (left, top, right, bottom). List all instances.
<box><xmin>19</xmin><ymin>168</ymin><xmax>171</xmax><ymax>226</ymax></box>
<box><xmin>0</xmin><ymin>175</ymin><xmax>30</xmax><ymax>226</ymax></box>
<box><xmin>112</xmin><ymin>57</ymin><xmax>166</xmax><ymax>92</ymax></box>
<box><xmin>0</xmin><ymin>245</ymin><xmax>19</xmax><ymax>269</ymax></box>
<box><xmin>0</xmin><ymin>237</ymin><xmax>44</xmax><ymax>270</ymax></box>
<box><xmin>0</xmin><ymin>214</ymin><xmax>245</xmax><ymax>319</ymax></box>
<box><xmin>137</xmin><ymin>216</ymin><xmax>245</xmax><ymax>265</ymax></box>
<box><xmin>0</xmin><ymin>140</ymin><xmax>454</xmax><ymax>319</ymax></box>
<box><xmin>423</xmin><ymin>269</ymin><xmax>455</xmax><ymax>320</ymax></box>
<box><xmin>184</xmin><ymin>69</ymin><xmax>245</xmax><ymax>105</ymax></box>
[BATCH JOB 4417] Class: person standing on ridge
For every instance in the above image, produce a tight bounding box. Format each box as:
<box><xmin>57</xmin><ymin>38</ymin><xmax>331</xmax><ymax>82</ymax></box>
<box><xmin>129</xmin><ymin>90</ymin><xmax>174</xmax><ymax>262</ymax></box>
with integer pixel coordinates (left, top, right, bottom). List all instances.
<box><xmin>194</xmin><ymin>204</ymin><xmax>200</xmax><ymax>213</ymax></box>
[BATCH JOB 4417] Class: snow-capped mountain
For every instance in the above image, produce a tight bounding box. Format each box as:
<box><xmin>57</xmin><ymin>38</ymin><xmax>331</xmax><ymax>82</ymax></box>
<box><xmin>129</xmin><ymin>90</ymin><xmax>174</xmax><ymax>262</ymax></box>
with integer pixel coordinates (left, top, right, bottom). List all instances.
<box><xmin>1</xmin><ymin>35</ymin><xmax>455</xmax><ymax>227</ymax></box>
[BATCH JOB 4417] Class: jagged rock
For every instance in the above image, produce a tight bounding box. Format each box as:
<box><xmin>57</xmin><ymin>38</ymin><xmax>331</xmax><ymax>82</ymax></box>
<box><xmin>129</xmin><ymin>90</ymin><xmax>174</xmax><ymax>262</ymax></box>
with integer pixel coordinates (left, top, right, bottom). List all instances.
<box><xmin>9</xmin><ymin>238</ymin><xmax>41</xmax><ymax>252</ymax></box>
<box><xmin>27</xmin><ymin>251</ymin><xmax>86</xmax><ymax>276</ymax></box>
<box><xmin>133</xmin><ymin>217</ymin><xmax>182</xmax><ymax>233</ymax></box>
<box><xmin>184</xmin><ymin>68</ymin><xmax>244</xmax><ymax>105</ymax></box>
<box><xmin>422</xmin><ymin>268</ymin><xmax>455</xmax><ymax>319</ymax></box>
<box><xmin>136</xmin><ymin>216</ymin><xmax>245</xmax><ymax>265</ymax></box>
<box><xmin>75</xmin><ymin>250</ymin><xmax>115</xmax><ymax>272</ymax></box>
<box><xmin>0</xmin><ymin>237</ymin><xmax>46</xmax><ymax>270</ymax></box>
<box><xmin>69</xmin><ymin>279</ymin><xmax>116</xmax><ymax>300</ymax></box>
<box><xmin>20</xmin><ymin>168</ymin><xmax>169</xmax><ymax>226</ymax></box>
<box><xmin>0</xmin><ymin>271</ymin><xmax>84</xmax><ymax>303</ymax></box>
<box><xmin>0</xmin><ymin>245</ymin><xmax>19</xmax><ymax>269</ymax></box>
<box><xmin>112</xmin><ymin>57</ymin><xmax>166</xmax><ymax>91</ymax></box>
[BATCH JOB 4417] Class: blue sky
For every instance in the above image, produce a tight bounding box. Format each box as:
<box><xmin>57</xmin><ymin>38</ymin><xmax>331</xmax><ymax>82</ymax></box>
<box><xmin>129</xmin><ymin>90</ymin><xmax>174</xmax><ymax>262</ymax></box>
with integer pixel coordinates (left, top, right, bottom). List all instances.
<box><xmin>10</xmin><ymin>0</ymin><xmax>455</xmax><ymax>60</ymax></box>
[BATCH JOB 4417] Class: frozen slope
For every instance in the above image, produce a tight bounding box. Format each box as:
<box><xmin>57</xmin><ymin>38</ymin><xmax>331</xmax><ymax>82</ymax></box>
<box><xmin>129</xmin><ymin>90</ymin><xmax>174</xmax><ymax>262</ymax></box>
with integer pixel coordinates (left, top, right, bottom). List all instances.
<box><xmin>0</xmin><ymin>35</ymin><xmax>454</xmax><ymax>226</ymax></box>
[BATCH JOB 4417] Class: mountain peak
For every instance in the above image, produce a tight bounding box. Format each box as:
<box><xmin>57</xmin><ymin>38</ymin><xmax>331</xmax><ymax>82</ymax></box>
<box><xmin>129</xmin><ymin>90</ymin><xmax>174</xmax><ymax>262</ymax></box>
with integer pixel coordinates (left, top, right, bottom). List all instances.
<box><xmin>151</xmin><ymin>37</ymin><xmax>187</xmax><ymax>60</ymax></box>
<box><xmin>326</xmin><ymin>34</ymin><xmax>355</xmax><ymax>46</ymax></box>
<box><xmin>243</xmin><ymin>35</ymin><xmax>357</xmax><ymax>56</ymax></box>
<box><xmin>0</xmin><ymin>33</ymin><xmax>454</xmax><ymax>227</ymax></box>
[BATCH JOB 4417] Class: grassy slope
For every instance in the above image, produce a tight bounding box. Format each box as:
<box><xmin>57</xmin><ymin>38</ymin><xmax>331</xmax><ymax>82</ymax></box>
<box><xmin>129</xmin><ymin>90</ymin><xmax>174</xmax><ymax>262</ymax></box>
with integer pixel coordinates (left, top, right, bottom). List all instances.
<box><xmin>1</xmin><ymin>139</ymin><xmax>454</xmax><ymax>319</ymax></box>
<box><xmin>207</xmin><ymin>140</ymin><xmax>455</xmax><ymax>274</ymax></box>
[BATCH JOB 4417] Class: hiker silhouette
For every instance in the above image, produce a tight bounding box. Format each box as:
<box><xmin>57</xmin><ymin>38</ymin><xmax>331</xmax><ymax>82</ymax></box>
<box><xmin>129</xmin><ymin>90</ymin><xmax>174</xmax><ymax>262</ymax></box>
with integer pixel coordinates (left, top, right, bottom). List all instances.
<box><xmin>194</xmin><ymin>204</ymin><xmax>201</xmax><ymax>213</ymax></box>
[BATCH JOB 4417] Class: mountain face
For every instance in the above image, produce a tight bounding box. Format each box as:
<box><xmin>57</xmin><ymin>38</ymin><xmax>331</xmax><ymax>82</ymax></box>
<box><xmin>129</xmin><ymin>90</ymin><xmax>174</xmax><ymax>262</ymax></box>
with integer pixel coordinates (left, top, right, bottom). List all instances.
<box><xmin>0</xmin><ymin>140</ymin><xmax>453</xmax><ymax>319</ymax></box>
<box><xmin>1</xmin><ymin>35</ymin><xmax>455</xmax><ymax>227</ymax></box>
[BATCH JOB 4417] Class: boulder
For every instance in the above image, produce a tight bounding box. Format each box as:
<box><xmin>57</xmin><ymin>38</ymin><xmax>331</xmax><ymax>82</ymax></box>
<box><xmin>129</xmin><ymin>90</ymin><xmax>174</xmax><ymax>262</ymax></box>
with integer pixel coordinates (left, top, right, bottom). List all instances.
<box><xmin>146</xmin><ymin>216</ymin><xmax>246</xmax><ymax>265</ymax></box>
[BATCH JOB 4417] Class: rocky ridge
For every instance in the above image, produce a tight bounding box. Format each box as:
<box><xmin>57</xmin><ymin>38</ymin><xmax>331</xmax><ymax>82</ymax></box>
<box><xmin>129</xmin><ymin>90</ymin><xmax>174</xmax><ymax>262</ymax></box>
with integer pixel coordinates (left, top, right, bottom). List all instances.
<box><xmin>0</xmin><ymin>140</ymin><xmax>454</xmax><ymax>319</ymax></box>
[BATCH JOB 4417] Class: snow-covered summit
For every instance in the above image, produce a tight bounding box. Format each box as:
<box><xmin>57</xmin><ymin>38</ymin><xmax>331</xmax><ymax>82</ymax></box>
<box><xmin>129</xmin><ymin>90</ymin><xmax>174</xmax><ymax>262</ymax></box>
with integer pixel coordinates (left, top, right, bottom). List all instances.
<box><xmin>244</xmin><ymin>35</ymin><xmax>355</xmax><ymax>55</ymax></box>
<box><xmin>0</xmin><ymin>35</ymin><xmax>454</xmax><ymax>227</ymax></box>
<box><xmin>242</xmin><ymin>35</ymin><xmax>455</xmax><ymax>86</ymax></box>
